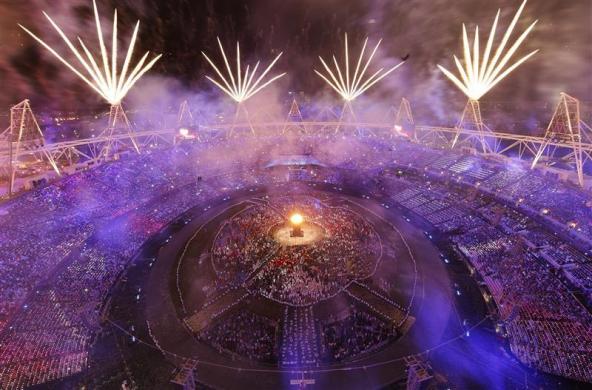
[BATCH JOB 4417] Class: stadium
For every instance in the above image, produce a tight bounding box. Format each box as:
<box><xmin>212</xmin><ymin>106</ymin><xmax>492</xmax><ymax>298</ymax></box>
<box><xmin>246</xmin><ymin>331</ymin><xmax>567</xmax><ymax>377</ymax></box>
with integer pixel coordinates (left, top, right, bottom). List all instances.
<box><xmin>0</xmin><ymin>1</ymin><xmax>591</xmax><ymax>389</ymax></box>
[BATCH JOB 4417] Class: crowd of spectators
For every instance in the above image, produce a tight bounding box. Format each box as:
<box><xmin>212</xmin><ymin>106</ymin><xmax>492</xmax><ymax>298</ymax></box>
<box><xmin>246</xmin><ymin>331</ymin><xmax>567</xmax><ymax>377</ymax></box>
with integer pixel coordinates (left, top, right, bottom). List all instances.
<box><xmin>321</xmin><ymin>309</ymin><xmax>397</xmax><ymax>363</ymax></box>
<box><xmin>212</xmin><ymin>196</ymin><xmax>380</xmax><ymax>306</ymax></box>
<box><xmin>200</xmin><ymin>308</ymin><xmax>278</xmax><ymax>364</ymax></box>
<box><xmin>378</xmin><ymin>142</ymin><xmax>592</xmax><ymax>382</ymax></box>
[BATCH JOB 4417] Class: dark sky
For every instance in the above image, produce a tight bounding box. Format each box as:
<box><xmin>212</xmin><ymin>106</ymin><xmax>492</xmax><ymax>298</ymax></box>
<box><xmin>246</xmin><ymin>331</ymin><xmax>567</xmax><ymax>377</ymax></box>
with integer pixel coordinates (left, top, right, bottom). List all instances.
<box><xmin>1</xmin><ymin>0</ymin><xmax>591</xmax><ymax>128</ymax></box>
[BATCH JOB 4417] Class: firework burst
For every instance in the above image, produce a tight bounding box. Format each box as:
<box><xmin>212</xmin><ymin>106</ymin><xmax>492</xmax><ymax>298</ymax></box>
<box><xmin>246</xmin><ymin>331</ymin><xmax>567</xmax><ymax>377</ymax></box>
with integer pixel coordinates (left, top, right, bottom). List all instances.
<box><xmin>437</xmin><ymin>0</ymin><xmax>538</xmax><ymax>101</ymax></box>
<box><xmin>202</xmin><ymin>38</ymin><xmax>286</xmax><ymax>103</ymax></box>
<box><xmin>19</xmin><ymin>0</ymin><xmax>162</xmax><ymax>105</ymax></box>
<box><xmin>315</xmin><ymin>33</ymin><xmax>405</xmax><ymax>102</ymax></box>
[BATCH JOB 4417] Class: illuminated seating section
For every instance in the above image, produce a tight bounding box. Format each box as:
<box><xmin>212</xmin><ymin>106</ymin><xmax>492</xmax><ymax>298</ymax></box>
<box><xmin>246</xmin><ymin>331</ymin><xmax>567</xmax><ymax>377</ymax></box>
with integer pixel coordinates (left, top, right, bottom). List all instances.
<box><xmin>382</xmin><ymin>141</ymin><xmax>592</xmax><ymax>382</ymax></box>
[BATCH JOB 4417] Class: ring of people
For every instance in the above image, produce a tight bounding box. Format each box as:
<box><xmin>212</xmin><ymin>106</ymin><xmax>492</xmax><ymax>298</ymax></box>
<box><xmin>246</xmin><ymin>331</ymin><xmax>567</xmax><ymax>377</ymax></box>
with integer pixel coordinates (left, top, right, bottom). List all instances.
<box><xmin>173</xmin><ymin>191</ymin><xmax>420</xmax><ymax>368</ymax></box>
<box><xmin>211</xmin><ymin>196</ymin><xmax>383</xmax><ymax>306</ymax></box>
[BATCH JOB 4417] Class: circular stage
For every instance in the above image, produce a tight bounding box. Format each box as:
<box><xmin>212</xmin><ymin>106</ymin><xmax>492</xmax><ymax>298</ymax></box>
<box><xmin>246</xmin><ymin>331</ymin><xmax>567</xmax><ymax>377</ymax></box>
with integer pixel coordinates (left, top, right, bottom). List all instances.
<box><xmin>211</xmin><ymin>195</ymin><xmax>383</xmax><ymax>306</ymax></box>
<box><xmin>104</xmin><ymin>181</ymin><xmax>487</xmax><ymax>389</ymax></box>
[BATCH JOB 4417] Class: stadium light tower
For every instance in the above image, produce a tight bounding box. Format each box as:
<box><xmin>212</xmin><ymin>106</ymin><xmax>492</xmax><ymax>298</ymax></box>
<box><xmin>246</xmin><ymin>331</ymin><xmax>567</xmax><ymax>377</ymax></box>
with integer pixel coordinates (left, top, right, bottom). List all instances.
<box><xmin>281</xmin><ymin>98</ymin><xmax>306</xmax><ymax>135</ymax></box>
<box><xmin>20</xmin><ymin>0</ymin><xmax>162</xmax><ymax>159</ymax></box>
<box><xmin>531</xmin><ymin>93</ymin><xmax>592</xmax><ymax>187</ymax></box>
<box><xmin>393</xmin><ymin>98</ymin><xmax>414</xmax><ymax>139</ymax></box>
<box><xmin>0</xmin><ymin>100</ymin><xmax>61</xmax><ymax>196</ymax></box>
<box><xmin>202</xmin><ymin>38</ymin><xmax>286</xmax><ymax>136</ymax></box>
<box><xmin>315</xmin><ymin>33</ymin><xmax>405</xmax><ymax>134</ymax></box>
<box><xmin>174</xmin><ymin>100</ymin><xmax>199</xmax><ymax>143</ymax></box>
<box><xmin>437</xmin><ymin>0</ymin><xmax>538</xmax><ymax>152</ymax></box>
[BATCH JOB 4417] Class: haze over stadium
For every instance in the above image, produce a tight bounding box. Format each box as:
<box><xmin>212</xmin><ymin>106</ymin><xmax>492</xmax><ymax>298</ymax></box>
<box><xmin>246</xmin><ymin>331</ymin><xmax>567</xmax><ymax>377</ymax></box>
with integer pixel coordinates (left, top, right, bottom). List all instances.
<box><xmin>0</xmin><ymin>0</ymin><xmax>591</xmax><ymax>389</ymax></box>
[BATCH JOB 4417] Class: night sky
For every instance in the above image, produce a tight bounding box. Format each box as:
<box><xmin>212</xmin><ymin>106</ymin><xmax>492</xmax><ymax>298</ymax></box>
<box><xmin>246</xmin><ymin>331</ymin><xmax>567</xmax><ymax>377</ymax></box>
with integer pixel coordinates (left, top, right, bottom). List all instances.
<box><xmin>0</xmin><ymin>0</ymin><xmax>590</xmax><ymax>130</ymax></box>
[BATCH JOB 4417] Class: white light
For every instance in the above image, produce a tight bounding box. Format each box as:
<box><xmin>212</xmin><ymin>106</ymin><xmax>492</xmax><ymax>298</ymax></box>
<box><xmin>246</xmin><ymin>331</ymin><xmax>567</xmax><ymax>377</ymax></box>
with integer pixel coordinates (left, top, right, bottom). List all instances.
<box><xmin>19</xmin><ymin>0</ymin><xmax>161</xmax><ymax>105</ymax></box>
<box><xmin>202</xmin><ymin>38</ymin><xmax>286</xmax><ymax>103</ymax></box>
<box><xmin>315</xmin><ymin>33</ymin><xmax>404</xmax><ymax>101</ymax></box>
<box><xmin>290</xmin><ymin>213</ymin><xmax>304</xmax><ymax>225</ymax></box>
<box><xmin>437</xmin><ymin>0</ymin><xmax>538</xmax><ymax>101</ymax></box>
<box><xmin>179</xmin><ymin>128</ymin><xmax>189</xmax><ymax>137</ymax></box>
